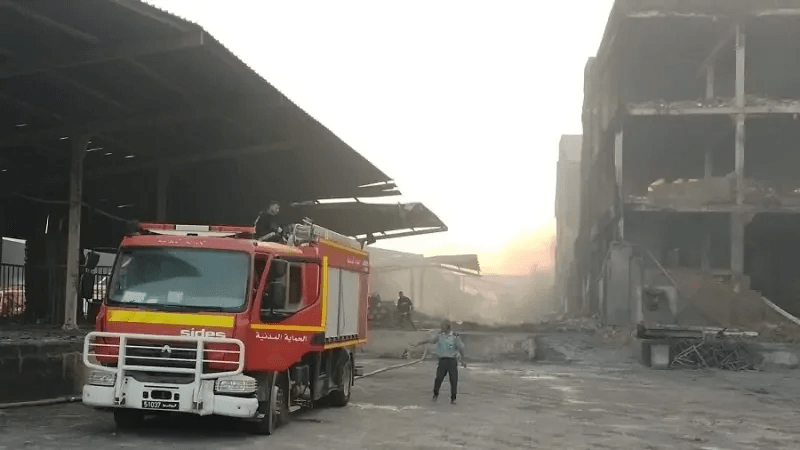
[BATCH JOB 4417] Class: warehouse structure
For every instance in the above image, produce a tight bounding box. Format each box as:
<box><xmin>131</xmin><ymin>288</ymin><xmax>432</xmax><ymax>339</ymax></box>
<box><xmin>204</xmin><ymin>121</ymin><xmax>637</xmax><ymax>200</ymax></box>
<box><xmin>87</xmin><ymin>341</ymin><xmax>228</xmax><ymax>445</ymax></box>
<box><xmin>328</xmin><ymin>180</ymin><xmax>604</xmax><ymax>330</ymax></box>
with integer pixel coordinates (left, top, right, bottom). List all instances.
<box><xmin>576</xmin><ymin>0</ymin><xmax>800</xmax><ymax>323</ymax></box>
<box><xmin>0</xmin><ymin>0</ymin><xmax>445</xmax><ymax>326</ymax></box>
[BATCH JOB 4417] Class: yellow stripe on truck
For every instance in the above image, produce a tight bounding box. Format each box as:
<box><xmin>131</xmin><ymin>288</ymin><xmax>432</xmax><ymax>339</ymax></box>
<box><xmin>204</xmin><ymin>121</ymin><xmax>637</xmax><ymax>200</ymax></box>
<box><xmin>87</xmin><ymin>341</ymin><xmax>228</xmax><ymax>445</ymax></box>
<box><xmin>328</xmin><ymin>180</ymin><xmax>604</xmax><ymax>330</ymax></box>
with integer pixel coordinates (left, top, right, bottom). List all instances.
<box><xmin>319</xmin><ymin>238</ymin><xmax>368</xmax><ymax>257</ymax></box>
<box><xmin>107</xmin><ymin>309</ymin><xmax>235</xmax><ymax>328</ymax></box>
<box><xmin>320</xmin><ymin>256</ymin><xmax>328</xmax><ymax>329</ymax></box>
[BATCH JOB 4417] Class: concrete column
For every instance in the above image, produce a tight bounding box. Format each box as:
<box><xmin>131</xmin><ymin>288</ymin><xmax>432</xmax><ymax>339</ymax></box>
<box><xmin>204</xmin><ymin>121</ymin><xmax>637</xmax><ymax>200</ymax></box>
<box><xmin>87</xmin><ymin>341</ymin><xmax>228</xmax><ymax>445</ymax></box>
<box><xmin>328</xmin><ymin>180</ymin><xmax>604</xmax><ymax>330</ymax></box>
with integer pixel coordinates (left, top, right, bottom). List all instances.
<box><xmin>156</xmin><ymin>167</ymin><xmax>169</xmax><ymax>222</ymax></box>
<box><xmin>0</xmin><ymin>203</ymin><xmax>5</xmax><ymax>266</ymax></box>
<box><xmin>731</xmin><ymin>24</ymin><xmax>746</xmax><ymax>292</ymax></box>
<box><xmin>731</xmin><ymin>213</ymin><xmax>745</xmax><ymax>292</ymax></box>
<box><xmin>63</xmin><ymin>135</ymin><xmax>89</xmax><ymax>330</ymax></box>
<box><xmin>409</xmin><ymin>268</ymin><xmax>416</xmax><ymax>304</ymax></box>
<box><xmin>735</xmin><ymin>25</ymin><xmax>746</xmax><ymax>109</ymax></box>
<box><xmin>418</xmin><ymin>267</ymin><xmax>425</xmax><ymax>310</ymax></box>
<box><xmin>705</xmin><ymin>65</ymin><xmax>715</xmax><ymax>100</ymax></box>
<box><xmin>734</xmin><ymin>23</ymin><xmax>747</xmax><ymax>205</ymax></box>
<box><xmin>705</xmin><ymin>63</ymin><xmax>716</xmax><ymax>179</ymax></box>
<box><xmin>614</xmin><ymin>128</ymin><xmax>624</xmax><ymax>240</ymax></box>
<box><xmin>701</xmin><ymin>226</ymin><xmax>712</xmax><ymax>271</ymax></box>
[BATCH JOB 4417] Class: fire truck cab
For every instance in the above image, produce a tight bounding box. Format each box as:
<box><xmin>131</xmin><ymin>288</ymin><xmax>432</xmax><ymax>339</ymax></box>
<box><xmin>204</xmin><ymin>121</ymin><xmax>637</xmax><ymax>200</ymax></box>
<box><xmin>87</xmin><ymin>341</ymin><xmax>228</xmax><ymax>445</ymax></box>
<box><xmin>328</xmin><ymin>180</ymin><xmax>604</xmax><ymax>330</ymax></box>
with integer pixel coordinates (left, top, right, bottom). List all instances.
<box><xmin>82</xmin><ymin>222</ymin><xmax>369</xmax><ymax>434</ymax></box>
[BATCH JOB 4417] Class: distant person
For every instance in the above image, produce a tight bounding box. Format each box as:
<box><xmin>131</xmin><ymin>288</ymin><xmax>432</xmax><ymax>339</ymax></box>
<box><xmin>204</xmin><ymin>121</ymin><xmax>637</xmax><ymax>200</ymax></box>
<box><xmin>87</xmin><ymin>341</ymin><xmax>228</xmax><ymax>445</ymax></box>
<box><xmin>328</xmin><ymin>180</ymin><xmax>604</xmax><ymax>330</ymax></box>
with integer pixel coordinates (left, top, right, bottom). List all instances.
<box><xmin>396</xmin><ymin>291</ymin><xmax>416</xmax><ymax>329</ymax></box>
<box><xmin>254</xmin><ymin>201</ymin><xmax>284</xmax><ymax>242</ymax></box>
<box><xmin>411</xmin><ymin>320</ymin><xmax>466</xmax><ymax>404</ymax></box>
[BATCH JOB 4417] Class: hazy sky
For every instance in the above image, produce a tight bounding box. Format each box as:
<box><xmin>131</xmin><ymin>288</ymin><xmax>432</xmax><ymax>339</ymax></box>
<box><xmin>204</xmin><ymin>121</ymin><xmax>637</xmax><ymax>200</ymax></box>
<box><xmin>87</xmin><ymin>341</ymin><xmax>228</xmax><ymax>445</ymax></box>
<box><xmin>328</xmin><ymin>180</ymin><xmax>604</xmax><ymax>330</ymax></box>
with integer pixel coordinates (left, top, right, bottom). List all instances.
<box><xmin>148</xmin><ymin>0</ymin><xmax>615</xmax><ymax>274</ymax></box>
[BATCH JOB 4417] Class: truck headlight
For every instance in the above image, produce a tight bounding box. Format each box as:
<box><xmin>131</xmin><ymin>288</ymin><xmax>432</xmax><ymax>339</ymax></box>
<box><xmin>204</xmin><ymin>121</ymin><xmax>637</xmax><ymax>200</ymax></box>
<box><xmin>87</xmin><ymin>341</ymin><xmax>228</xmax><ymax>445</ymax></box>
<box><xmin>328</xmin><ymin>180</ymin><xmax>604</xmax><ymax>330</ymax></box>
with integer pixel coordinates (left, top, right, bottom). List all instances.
<box><xmin>214</xmin><ymin>375</ymin><xmax>257</xmax><ymax>394</ymax></box>
<box><xmin>87</xmin><ymin>370</ymin><xmax>116</xmax><ymax>387</ymax></box>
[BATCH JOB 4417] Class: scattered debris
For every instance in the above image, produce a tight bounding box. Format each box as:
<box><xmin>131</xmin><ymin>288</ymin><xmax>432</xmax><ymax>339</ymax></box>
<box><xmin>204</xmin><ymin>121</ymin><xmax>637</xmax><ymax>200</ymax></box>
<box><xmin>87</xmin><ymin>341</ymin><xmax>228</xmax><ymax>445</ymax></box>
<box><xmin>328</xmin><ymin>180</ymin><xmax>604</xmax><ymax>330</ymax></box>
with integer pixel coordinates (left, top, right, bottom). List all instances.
<box><xmin>670</xmin><ymin>339</ymin><xmax>756</xmax><ymax>371</ymax></box>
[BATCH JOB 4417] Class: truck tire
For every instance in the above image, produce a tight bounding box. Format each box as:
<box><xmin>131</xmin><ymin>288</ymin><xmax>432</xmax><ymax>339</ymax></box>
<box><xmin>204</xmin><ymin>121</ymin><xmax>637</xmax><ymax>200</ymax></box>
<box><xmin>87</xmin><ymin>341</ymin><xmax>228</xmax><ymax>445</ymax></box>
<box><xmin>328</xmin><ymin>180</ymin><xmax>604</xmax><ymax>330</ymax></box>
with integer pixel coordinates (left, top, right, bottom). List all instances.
<box><xmin>113</xmin><ymin>410</ymin><xmax>145</xmax><ymax>430</ymax></box>
<box><xmin>253</xmin><ymin>374</ymin><xmax>290</xmax><ymax>435</ymax></box>
<box><xmin>329</xmin><ymin>358</ymin><xmax>352</xmax><ymax>407</ymax></box>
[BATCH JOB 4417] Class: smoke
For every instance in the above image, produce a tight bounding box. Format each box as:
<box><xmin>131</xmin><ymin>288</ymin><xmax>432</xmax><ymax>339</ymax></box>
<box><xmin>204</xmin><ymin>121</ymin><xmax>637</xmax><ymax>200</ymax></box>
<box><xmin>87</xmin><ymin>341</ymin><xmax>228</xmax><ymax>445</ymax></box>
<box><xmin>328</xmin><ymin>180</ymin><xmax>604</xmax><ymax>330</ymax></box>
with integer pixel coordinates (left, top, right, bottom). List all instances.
<box><xmin>371</xmin><ymin>221</ymin><xmax>561</xmax><ymax>325</ymax></box>
<box><xmin>480</xmin><ymin>220</ymin><xmax>556</xmax><ymax>276</ymax></box>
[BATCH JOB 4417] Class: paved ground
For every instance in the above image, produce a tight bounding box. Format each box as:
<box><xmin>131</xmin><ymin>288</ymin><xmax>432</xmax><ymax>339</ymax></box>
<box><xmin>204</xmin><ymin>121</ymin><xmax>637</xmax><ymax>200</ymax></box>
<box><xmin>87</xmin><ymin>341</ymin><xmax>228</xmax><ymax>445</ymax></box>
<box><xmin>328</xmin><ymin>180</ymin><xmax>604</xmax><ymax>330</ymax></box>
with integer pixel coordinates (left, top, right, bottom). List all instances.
<box><xmin>2</xmin><ymin>356</ymin><xmax>800</xmax><ymax>449</ymax></box>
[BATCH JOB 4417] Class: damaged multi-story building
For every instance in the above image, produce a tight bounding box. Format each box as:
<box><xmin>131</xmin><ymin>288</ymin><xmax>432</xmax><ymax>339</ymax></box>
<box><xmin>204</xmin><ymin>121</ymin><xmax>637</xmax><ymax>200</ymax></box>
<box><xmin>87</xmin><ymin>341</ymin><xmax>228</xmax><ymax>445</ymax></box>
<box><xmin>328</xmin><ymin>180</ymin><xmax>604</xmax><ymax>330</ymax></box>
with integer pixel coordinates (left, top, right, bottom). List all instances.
<box><xmin>575</xmin><ymin>0</ymin><xmax>800</xmax><ymax>327</ymax></box>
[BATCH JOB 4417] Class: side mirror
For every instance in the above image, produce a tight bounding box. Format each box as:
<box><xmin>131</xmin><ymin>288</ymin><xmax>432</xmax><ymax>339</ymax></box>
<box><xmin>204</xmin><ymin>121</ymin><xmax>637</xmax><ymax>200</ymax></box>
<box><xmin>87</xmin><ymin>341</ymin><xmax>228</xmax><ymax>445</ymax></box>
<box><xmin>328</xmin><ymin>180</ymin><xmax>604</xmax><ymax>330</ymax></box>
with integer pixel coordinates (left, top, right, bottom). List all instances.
<box><xmin>262</xmin><ymin>281</ymin><xmax>286</xmax><ymax>311</ymax></box>
<box><xmin>80</xmin><ymin>273</ymin><xmax>96</xmax><ymax>300</ymax></box>
<box><xmin>85</xmin><ymin>251</ymin><xmax>100</xmax><ymax>270</ymax></box>
<box><xmin>269</xmin><ymin>259</ymin><xmax>288</xmax><ymax>280</ymax></box>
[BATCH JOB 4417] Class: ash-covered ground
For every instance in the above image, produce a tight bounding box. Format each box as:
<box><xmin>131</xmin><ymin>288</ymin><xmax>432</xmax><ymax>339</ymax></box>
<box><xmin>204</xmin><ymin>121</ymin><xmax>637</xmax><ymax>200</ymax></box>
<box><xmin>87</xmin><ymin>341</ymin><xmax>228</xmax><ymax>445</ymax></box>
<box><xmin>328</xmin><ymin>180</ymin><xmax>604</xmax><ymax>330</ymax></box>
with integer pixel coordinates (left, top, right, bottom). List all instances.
<box><xmin>2</xmin><ymin>343</ymin><xmax>799</xmax><ymax>449</ymax></box>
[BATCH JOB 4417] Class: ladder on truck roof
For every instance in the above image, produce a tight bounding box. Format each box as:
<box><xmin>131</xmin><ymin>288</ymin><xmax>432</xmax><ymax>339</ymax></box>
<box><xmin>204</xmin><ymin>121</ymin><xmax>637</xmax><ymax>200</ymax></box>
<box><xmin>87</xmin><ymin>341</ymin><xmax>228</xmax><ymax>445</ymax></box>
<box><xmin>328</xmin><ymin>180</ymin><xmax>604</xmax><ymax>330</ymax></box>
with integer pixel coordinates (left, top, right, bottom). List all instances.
<box><xmin>136</xmin><ymin>223</ymin><xmax>255</xmax><ymax>238</ymax></box>
<box><xmin>137</xmin><ymin>221</ymin><xmax>364</xmax><ymax>250</ymax></box>
<box><xmin>287</xmin><ymin>220</ymin><xmax>363</xmax><ymax>250</ymax></box>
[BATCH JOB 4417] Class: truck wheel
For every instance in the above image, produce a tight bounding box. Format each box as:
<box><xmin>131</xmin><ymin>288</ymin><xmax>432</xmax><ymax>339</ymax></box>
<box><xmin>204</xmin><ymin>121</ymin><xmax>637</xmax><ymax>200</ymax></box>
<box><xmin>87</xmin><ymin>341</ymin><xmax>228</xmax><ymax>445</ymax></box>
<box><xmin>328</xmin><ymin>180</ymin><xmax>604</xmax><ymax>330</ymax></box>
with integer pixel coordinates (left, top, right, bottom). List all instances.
<box><xmin>253</xmin><ymin>374</ymin><xmax>290</xmax><ymax>435</ymax></box>
<box><xmin>113</xmin><ymin>410</ymin><xmax>145</xmax><ymax>430</ymax></box>
<box><xmin>329</xmin><ymin>359</ymin><xmax>352</xmax><ymax>407</ymax></box>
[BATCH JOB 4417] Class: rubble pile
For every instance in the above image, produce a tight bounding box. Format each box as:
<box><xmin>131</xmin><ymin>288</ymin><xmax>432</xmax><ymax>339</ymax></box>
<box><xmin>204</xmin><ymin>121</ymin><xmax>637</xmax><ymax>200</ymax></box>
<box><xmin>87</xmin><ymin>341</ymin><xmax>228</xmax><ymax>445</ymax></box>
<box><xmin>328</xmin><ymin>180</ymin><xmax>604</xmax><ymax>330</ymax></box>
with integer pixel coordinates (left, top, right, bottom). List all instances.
<box><xmin>648</xmin><ymin>270</ymin><xmax>800</xmax><ymax>343</ymax></box>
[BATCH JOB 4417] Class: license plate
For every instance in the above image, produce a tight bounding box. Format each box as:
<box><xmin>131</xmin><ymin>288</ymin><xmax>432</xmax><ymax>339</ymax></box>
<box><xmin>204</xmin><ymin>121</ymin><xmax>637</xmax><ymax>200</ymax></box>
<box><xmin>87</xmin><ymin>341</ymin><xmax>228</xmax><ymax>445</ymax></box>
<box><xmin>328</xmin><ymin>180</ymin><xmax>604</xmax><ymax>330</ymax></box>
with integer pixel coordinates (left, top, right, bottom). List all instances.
<box><xmin>141</xmin><ymin>400</ymin><xmax>179</xmax><ymax>410</ymax></box>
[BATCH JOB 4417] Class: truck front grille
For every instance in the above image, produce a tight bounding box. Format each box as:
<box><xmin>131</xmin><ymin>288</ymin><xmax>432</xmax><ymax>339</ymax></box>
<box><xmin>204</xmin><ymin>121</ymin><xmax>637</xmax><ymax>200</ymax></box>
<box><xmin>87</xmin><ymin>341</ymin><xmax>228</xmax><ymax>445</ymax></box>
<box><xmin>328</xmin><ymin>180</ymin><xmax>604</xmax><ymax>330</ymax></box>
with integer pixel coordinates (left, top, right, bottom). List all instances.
<box><xmin>125</xmin><ymin>340</ymin><xmax>198</xmax><ymax>369</ymax></box>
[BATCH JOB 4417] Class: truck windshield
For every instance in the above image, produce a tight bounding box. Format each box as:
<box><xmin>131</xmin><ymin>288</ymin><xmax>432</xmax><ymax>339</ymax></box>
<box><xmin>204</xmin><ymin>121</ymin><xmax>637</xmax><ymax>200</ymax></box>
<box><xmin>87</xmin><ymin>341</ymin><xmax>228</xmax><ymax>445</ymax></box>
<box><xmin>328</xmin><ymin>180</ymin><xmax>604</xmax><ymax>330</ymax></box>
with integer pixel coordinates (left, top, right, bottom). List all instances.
<box><xmin>107</xmin><ymin>247</ymin><xmax>250</xmax><ymax>312</ymax></box>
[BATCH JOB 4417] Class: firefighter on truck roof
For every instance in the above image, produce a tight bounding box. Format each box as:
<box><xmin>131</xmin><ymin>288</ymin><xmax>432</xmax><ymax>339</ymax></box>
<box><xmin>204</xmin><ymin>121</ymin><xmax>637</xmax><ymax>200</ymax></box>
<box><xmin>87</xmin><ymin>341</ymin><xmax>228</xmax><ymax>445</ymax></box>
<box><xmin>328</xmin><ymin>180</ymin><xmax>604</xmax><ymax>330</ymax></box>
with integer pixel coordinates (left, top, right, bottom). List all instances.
<box><xmin>254</xmin><ymin>200</ymin><xmax>284</xmax><ymax>242</ymax></box>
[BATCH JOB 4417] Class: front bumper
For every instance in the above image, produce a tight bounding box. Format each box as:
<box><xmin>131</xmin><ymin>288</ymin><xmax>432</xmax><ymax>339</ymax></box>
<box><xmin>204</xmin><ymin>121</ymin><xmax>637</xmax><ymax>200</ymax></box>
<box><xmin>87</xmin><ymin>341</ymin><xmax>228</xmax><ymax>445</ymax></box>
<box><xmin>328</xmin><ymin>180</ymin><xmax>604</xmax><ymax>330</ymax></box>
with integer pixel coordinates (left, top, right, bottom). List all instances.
<box><xmin>82</xmin><ymin>331</ymin><xmax>257</xmax><ymax>419</ymax></box>
<box><xmin>83</xmin><ymin>377</ymin><xmax>258</xmax><ymax>418</ymax></box>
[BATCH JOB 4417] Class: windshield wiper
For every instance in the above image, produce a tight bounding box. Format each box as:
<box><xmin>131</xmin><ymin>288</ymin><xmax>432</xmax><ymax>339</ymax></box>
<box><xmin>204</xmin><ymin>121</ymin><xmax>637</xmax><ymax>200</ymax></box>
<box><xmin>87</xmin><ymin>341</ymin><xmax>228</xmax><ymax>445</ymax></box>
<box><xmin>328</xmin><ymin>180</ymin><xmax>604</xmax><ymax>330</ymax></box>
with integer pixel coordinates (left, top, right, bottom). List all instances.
<box><xmin>174</xmin><ymin>305</ymin><xmax>230</xmax><ymax>312</ymax></box>
<box><xmin>107</xmin><ymin>302</ymin><xmax>234</xmax><ymax>313</ymax></box>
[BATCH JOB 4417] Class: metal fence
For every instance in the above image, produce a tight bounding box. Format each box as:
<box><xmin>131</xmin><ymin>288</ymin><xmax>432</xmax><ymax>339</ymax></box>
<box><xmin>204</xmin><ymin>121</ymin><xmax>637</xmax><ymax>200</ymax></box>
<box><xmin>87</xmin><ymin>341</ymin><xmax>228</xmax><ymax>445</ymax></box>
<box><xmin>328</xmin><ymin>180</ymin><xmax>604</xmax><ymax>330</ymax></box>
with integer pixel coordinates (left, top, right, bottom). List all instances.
<box><xmin>86</xmin><ymin>266</ymin><xmax>113</xmax><ymax>315</ymax></box>
<box><xmin>0</xmin><ymin>264</ymin><xmax>25</xmax><ymax>320</ymax></box>
<box><xmin>0</xmin><ymin>264</ymin><xmax>113</xmax><ymax>323</ymax></box>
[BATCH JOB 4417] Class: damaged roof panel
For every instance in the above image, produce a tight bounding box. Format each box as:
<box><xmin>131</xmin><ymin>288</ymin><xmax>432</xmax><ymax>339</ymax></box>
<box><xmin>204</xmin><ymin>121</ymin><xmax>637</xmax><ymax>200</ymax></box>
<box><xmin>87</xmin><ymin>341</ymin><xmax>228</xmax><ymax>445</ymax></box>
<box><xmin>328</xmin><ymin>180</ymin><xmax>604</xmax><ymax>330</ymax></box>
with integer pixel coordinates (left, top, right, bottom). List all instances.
<box><xmin>287</xmin><ymin>201</ymin><xmax>447</xmax><ymax>238</ymax></box>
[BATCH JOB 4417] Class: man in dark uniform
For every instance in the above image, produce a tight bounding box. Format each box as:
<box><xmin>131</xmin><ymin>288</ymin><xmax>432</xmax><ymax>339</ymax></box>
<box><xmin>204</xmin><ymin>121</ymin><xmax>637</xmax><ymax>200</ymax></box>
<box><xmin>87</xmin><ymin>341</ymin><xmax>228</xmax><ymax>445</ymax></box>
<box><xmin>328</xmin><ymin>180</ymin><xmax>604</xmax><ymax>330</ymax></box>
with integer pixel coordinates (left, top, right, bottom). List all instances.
<box><xmin>254</xmin><ymin>201</ymin><xmax>284</xmax><ymax>242</ymax></box>
<box><xmin>396</xmin><ymin>291</ymin><xmax>416</xmax><ymax>329</ymax></box>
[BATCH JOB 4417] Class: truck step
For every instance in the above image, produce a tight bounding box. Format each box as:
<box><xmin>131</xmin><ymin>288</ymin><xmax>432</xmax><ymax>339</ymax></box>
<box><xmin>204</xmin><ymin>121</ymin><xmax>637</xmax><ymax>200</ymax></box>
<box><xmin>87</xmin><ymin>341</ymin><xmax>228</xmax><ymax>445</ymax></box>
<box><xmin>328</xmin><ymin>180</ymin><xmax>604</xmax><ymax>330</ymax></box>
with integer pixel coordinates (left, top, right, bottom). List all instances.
<box><xmin>289</xmin><ymin>405</ymin><xmax>302</xmax><ymax>413</ymax></box>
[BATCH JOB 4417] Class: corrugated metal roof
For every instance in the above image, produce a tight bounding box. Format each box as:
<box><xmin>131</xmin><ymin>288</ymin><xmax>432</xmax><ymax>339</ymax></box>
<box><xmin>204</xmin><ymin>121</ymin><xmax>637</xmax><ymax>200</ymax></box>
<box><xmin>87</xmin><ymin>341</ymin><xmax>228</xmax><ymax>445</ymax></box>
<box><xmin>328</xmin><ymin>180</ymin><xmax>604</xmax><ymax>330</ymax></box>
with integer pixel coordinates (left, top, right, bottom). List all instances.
<box><xmin>0</xmin><ymin>0</ymin><xmax>408</xmax><ymax>244</ymax></box>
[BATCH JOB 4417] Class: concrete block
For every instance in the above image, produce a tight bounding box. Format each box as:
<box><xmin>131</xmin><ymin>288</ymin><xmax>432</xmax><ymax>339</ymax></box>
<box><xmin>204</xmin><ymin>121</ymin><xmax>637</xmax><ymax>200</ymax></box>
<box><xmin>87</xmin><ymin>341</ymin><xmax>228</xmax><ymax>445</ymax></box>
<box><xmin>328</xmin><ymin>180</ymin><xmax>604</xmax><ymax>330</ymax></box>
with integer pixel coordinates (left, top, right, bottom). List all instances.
<box><xmin>753</xmin><ymin>344</ymin><xmax>800</xmax><ymax>370</ymax></box>
<box><xmin>761</xmin><ymin>351</ymin><xmax>799</xmax><ymax>369</ymax></box>
<box><xmin>521</xmin><ymin>338</ymin><xmax>537</xmax><ymax>360</ymax></box>
<box><xmin>630</xmin><ymin>339</ymin><xmax>649</xmax><ymax>366</ymax></box>
<box><xmin>650</xmin><ymin>344</ymin><xmax>671</xmax><ymax>370</ymax></box>
<box><xmin>0</xmin><ymin>340</ymin><xmax>83</xmax><ymax>404</ymax></box>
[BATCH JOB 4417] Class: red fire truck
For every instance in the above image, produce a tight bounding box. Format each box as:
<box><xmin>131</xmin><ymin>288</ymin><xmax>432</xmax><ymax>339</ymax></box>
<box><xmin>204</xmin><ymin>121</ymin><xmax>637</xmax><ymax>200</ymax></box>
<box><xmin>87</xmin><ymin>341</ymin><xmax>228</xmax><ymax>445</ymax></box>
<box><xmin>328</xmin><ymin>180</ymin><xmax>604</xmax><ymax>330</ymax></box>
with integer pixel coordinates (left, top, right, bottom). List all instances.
<box><xmin>82</xmin><ymin>222</ymin><xmax>369</xmax><ymax>434</ymax></box>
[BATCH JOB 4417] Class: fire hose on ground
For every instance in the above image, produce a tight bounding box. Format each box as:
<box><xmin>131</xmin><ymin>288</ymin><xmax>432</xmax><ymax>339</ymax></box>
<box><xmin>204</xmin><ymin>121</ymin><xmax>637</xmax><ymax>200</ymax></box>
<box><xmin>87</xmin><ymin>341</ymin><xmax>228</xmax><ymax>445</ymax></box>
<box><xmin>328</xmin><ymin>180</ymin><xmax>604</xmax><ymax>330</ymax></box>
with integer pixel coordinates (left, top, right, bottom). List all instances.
<box><xmin>355</xmin><ymin>347</ymin><xmax>428</xmax><ymax>380</ymax></box>
<box><xmin>0</xmin><ymin>395</ymin><xmax>81</xmax><ymax>410</ymax></box>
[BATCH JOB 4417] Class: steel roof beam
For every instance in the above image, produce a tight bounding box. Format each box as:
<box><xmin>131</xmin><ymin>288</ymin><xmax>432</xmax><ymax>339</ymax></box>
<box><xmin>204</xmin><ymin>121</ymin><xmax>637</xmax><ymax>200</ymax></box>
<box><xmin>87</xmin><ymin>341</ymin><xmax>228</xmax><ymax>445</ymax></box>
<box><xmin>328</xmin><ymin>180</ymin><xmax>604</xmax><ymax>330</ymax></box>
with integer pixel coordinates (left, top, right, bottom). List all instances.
<box><xmin>108</xmin><ymin>0</ymin><xmax>193</xmax><ymax>32</ymax></box>
<box><xmin>46</xmin><ymin>72</ymin><xmax>130</xmax><ymax>112</ymax></box>
<box><xmin>0</xmin><ymin>88</ymin><xmax>139</xmax><ymax>156</ymax></box>
<box><xmin>0</xmin><ymin>108</ymin><xmax>210</xmax><ymax>148</ymax></box>
<box><xmin>358</xmin><ymin>227</ymin><xmax>447</xmax><ymax>244</ymax></box>
<box><xmin>127</xmin><ymin>59</ymin><xmax>262</xmax><ymax>140</ymax></box>
<box><xmin>0</xmin><ymin>30</ymin><xmax>206</xmax><ymax>80</ymax></box>
<box><xmin>0</xmin><ymin>96</ymin><xmax>287</xmax><ymax>148</ymax></box>
<box><xmin>84</xmin><ymin>141</ymin><xmax>296</xmax><ymax>179</ymax></box>
<box><xmin>0</xmin><ymin>0</ymin><xmax>100</xmax><ymax>44</ymax></box>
